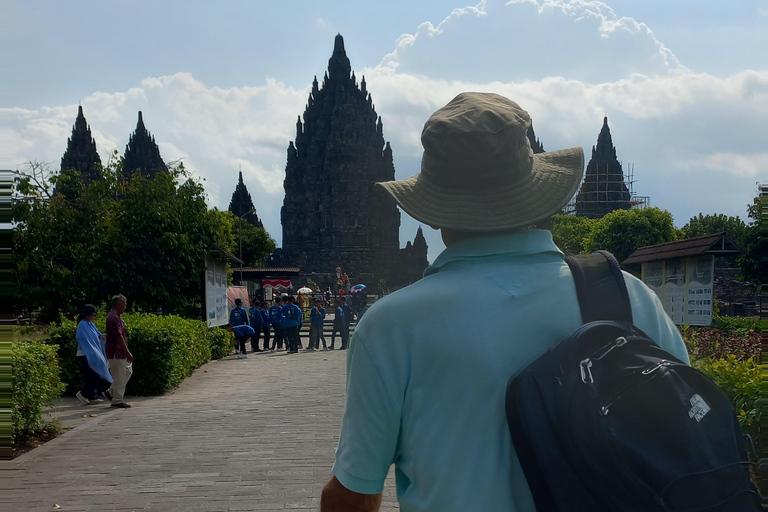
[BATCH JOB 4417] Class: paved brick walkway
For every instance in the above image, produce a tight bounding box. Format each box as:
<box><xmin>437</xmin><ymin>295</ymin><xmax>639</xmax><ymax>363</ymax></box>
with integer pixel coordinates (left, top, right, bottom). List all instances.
<box><xmin>5</xmin><ymin>349</ymin><xmax>398</xmax><ymax>511</ymax></box>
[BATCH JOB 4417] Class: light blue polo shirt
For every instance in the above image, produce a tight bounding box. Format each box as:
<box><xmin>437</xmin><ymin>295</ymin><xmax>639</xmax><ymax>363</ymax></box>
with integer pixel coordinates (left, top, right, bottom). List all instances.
<box><xmin>332</xmin><ymin>230</ymin><xmax>689</xmax><ymax>512</ymax></box>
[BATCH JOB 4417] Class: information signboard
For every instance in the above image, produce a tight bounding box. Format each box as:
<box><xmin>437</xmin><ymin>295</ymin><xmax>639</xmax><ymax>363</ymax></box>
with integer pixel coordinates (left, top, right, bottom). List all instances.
<box><xmin>641</xmin><ymin>254</ymin><xmax>714</xmax><ymax>326</ymax></box>
<box><xmin>205</xmin><ymin>255</ymin><xmax>228</xmax><ymax>327</ymax></box>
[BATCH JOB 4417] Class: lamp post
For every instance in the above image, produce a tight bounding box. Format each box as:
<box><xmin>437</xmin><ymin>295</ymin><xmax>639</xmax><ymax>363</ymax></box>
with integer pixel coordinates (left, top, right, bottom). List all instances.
<box><xmin>237</xmin><ymin>207</ymin><xmax>257</xmax><ymax>285</ymax></box>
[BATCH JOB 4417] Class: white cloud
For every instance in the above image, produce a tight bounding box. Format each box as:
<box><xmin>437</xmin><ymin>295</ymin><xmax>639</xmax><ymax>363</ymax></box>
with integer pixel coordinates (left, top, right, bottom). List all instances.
<box><xmin>5</xmin><ymin>0</ymin><xmax>766</xmax><ymax>261</ymax></box>
<box><xmin>684</xmin><ymin>153</ymin><xmax>768</xmax><ymax>178</ymax></box>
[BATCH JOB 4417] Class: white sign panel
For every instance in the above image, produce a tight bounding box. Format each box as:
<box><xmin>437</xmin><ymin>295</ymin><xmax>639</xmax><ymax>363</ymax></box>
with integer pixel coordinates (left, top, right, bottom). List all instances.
<box><xmin>685</xmin><ymin>256</ymin><xmax>714</xmax><ymax>326</ymax></box>
<box><xmin>642</xmin><ymin>255</ymin><xmax>714</xmax><ymax>326</ymax></box>
<box><xmin>205</xmin><ymin>255</ymin><xmax>228</xmax><ymax>327</ymax></box>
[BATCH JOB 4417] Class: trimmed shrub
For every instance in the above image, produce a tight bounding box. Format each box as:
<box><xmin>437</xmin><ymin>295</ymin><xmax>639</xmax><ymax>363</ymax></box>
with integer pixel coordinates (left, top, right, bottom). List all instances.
<box><xmin>710</xmin><ymin>314</ymin><xmax>759</xmax><ymax>334</ymax></box>
<box><xmin>49</xmin><ymin>313</ymin><xmax>234</xmax><ymax>396</ymax></box>
<box><xmin>209</xmin><ymin>326</ymin><xmax>234</xmax><ymax>360</ymax></box>
<box><xmin>680</xmin><ymin>326</ymin><xmax>759</xmax><ymax>362</ymax></box>
<box><xmin>693</xmin><ymin>356</ymin><xmax>760</xmax><ymax>436</ymax></box>
<box><xmin>12</xmin><ymin>340</ymin><xmax>64</xmax><ymax>443</ymax></box>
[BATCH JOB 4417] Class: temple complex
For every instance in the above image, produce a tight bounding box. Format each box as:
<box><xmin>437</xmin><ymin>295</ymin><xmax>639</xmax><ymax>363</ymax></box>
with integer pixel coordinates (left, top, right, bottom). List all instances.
<box><xmin>122</xmin><ymin>111</ymin><xmax>168</xmax><ymax>179</ymax></box>
<box><xmin>573</xmin><ymin>116</ymin><xmax>632</xmax><ymax>218</ymax></box>
<box><xmin>60</xmin><ymin>106</ymin><xmax>102</xmax><ymax>184</ymax></box>
<box><xmin>270</xmin><ymin>34</ymin><xmax>427</xmax><ymax>287</ymax></box>
<box><xmin>228</xmin><ymin>171</ymin><xmax>264</xmax><ymax>228</ymax></box>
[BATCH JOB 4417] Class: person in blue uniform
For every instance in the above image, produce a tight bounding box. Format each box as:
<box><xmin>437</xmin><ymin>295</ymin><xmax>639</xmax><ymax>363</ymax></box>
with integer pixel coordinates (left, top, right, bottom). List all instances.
<box><xmin>229</xmin><ymin>298</ymin><xmax>248</xmax><ymax>327</ymax></box>
<box><xmin>269</xmin><ymin>296</ymin><xmax>286</xmax><ymax>351</ymax></box>
<box><xmin>248</xmin><ymin>299</ymin><xmax>263</xmax><ymax>352</ymax></box>
<box><xmin>227</xmin><ymin>323</ymin><xmax>255</xmax><ymax>359</ymax></box>
<box><xmin>282</xmin><ymin>295</ymin><xmax>303</xmax><ymax>354</ymax></box>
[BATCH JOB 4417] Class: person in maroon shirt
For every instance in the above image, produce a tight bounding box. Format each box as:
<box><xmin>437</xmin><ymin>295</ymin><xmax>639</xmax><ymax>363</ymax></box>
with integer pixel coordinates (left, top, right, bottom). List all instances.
<box><xmin>104</xmin><ymin>294</ymin><xmax>133</xmax><ymax>408</ymax></box>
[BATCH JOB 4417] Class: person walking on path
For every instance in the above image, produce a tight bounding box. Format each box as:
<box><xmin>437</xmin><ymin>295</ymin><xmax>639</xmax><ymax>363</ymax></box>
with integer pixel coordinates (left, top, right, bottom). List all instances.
<box><xmin>269</xmin><ymin>297</ymin><xmax>286</xmax><ymax>350</ymax></box>
<box><xmin>320</xmin><ymin>92</ymin><xmax>689</xmax><ymax>511</ymax></box>
<box><xmin>309</xmin><ymin>298</ymin><xmax>327</xmax><ymax>350</ymax></box>
<box><xmin>339</xmin><ymin>296</ymin><xmax>352</xmax><ymax>350</ymax></box>
<box><xmin>282</xmin><ymin>295</ymin><xmax>303</xmax><ymax>354</ymax></box>
<box><xmin>329</xmin><ymin>299</ymin><xmax>345</xmax><ymax>350</ymax></box>
<box><xmin>74</xmin><ymin>304</ymin><xmax>113</xmax><ymax>405</ymax></box>
<box><xmin>104</xmin><ymin>294</ymin><xmax>133</xmax><ymax>409</ymax></box>
<box><xmin>248</xmin><ymin>299</ymin><xmax>263</xmax><ymax>352</ymax></box>
<box><xmin>259</xmin><ymin>301</ymin><xmax>272</xmax><ymax>351</ymax></box>
<box><xmin>227</xmin><ymin>323</ymin><xmax>255</xmax><ymax>359</ymax></box>
<box><xmin>229</xmin><ymin>298</ymin><xmax>248</xmax><ymax>327</ymax></box>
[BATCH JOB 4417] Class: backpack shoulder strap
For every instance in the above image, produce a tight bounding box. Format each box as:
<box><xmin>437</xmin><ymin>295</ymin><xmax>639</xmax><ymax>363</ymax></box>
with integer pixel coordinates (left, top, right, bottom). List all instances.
<box><xmin>565</xmin><ymin>250</ymin><xmax>633</xmax><ymax>324</ymax></box>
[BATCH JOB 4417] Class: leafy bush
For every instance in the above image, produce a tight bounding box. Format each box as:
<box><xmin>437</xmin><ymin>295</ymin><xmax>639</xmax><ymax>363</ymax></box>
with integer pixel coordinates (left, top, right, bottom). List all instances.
<box><xmin>693</xmin><ymin>356</ymin><xmax>760</xmax><ymax>436</ymax></box>
<box><xmin>710</xmin><ymin>314</ymin><xmax>759</xmax><ymax>334</ymax></box>
<box><xmin>49</xmin><ymin>313</ymin><xmax>233</xmax><ymax>396</ymax></box>
<box><xmin>12</xmin><ymin>339</ymin><xmax>64</xmax><ymax>443</ymax></box>
<box><xmin>209</xmin><ymin>326</ymin><xmax>234</xmax><ymax>360</ymax></box>
<box><xmin>680</xmin><ymin>326</ymin><xmax>759</xmax><ymax>362</ymax></box>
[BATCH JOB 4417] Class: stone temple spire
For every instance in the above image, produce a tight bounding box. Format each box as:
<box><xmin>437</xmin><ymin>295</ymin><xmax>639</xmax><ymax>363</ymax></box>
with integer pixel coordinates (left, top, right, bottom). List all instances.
<box><xmin>574</xmin><ymin>116</ymin><xmax>632</xmax><ymax>218</ymax></box>
<box><xmin>328</xmin><ymin>33</ymin><xmax>351</xmax><ymax>81</ymax></box>
<box><xmin>228</xmin><ymin>170</ymin><xmax>263</xmax><ymax>228</ymax></box>
<box><xmin>61</xmin><ymin>105</ymin><xmax>102</xmax><ymax>184</ymax></box>
<box><xmin>122</xmin><ymin>111</ymin><xmax>168</xmax><ymax>179</ymax></box>
<box><xmin>272</xmin><ymin>34</ymin><xmax>427</xmax><ymax>287</ymax></box>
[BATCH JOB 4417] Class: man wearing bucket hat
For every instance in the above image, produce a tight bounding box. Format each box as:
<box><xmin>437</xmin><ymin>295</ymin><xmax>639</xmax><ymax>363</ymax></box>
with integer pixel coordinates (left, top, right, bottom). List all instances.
<box><xmin>321</xmin><ymin>93</ymin><xmax>688</xmax><ymax>511</ymax></box>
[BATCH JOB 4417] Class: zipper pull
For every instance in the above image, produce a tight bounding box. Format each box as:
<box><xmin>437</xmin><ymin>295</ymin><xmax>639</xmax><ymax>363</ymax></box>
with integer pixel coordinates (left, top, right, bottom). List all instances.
<box><xmin>580</xmin><ymin>359</ymin><xmax>594</xmax><ymax>384</ymax></box>
<box><xmin>641</xmin><ymin>360</ymin><xmax>670</xmax><ymax>375</ymax></box>
<box><xmin>593</xmin><ymin>336</ymin><xmax>628</xmax><ymax>361</ymax></box>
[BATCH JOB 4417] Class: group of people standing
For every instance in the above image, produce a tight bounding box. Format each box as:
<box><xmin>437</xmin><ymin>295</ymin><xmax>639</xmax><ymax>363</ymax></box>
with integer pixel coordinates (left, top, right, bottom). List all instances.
<box><xmin>226</xmin><ymin>294</ymin><xmax>359</xmax><ymax>357</ymax></box>
<box><xmin>74</xmin><ymin>294</ymin><xmax>133</xmax><ymax>409</ymax></box>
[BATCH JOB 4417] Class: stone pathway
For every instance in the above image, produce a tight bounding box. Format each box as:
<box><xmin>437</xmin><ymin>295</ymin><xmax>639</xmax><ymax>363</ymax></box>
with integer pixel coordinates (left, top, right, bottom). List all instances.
<box><xmin>5</xmin><ymin>349</ymin><xmax>398</xmax><ymax>511</ymax></box>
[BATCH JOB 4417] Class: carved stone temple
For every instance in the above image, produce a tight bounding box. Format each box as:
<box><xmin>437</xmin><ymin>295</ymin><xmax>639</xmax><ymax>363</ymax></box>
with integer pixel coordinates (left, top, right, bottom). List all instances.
<box><xmin>60</xmin><ymin>106</ymin><xmax>102</xmax><ymax>184</ymax></box>
<box><xmin>122</xmin><ymin>111</ymin><xmax>168</xmax><ymax>179</ymax></box>
<box><xmin>270</xmin><ymin>34</ymin><xmax>428</xmax><ymax>288</ymax></box>
<box><xmin>229</xmin><ymin>171</ymin><xmax>264</xmax><ymax>228</ymax></box>
<box><xmin>573</xmin><ymin>116</ymin><xmax>632</xmax><ymax>218</ymax></box>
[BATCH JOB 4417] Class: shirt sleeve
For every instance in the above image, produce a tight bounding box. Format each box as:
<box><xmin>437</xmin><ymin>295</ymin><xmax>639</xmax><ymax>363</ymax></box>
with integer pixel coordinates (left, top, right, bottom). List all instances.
<box><xmin>623</xmin><ymin>272</ymin><xmax>690</xmax><ymax>365</ymax></box>
<box><xmin>332</xmin><ymin>336</ymin><xmax>400</xmax><ymax>494</ymax></box>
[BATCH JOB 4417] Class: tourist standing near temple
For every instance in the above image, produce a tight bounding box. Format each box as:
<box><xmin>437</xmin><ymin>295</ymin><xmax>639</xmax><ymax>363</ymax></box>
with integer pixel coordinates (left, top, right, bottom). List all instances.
<box><xmin>282</xmin><ymin>295</ymin><xmax>303</xmax><ymax>354</ymax></box>
<box><xmin>229</xmin><ymin>298</ymin><xmax>248</xmax><ymax>327</ymax></box>
<box><xmin>309</xmin><ymin>298</ymin><xmax>327</xmax><ymax>350</ymax></box>
<box><xmin>330</xmin><ymin>299</ymin><xmax>345</xmax><ymax>350</ymax></box>
<box><xmin>248</xmin><ymin>299</ymin><xmax>262</xmax><ymax>352</ymax></box>
<box><xmin>340</xmin><ymin>296</ymin><xmax>352</xmax><ymax>350</ymax></box>
<box><xmin>105</xmin><ymin>294</ymin><xmax>133</xmax><ymax>409</ymax></box>
<box><xmin>269</xmin><ymin>297</ymin><xmax>285</xmax><ymax>350</ymax></box>
<box><xmin>321</xmin><ymin>92</ymin><xmax>689</xmax><ymax>511</ymax></box>
<box><xmin>260</xmin><ymin>301</ymin><xmax>272</xmax><ymax>351</ymax></box>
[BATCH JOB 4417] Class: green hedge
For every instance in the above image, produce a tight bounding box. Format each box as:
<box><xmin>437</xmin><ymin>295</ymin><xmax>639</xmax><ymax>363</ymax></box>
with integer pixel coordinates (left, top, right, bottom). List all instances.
<box><xmin>694</xmin><ymin>356</ymin><xmax>760</xmax><ymax>438</ymax></box>
<box><xmin>49</xmin><ymin>313</ymin><xmax>233</xmax><ymax>396</ymax></box>
<box><xmin>12</xmin><ymin>339</ymin><xmax>64</xmax><ymax>443</ymax></box>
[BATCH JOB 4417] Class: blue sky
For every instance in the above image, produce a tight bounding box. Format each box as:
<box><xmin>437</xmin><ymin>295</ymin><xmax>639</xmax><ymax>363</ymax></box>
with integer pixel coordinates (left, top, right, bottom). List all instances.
<box><xmin>4</xmin><ymin>0</ymin><xmax>767</xmax><ymax>261</ymax></box>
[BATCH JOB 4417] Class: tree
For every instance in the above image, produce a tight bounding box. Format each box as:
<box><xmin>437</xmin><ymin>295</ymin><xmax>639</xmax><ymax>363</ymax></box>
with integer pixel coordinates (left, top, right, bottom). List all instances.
<box><xmin>681</xmin><ymin>213</ymin><xmax>749</xmax><ymax>248</ymax></box>
<box><xmin>14</xmin><ymin>155</ymin><xmax>264</xmax><ymax>320</ymax></box>
<box><xmin>550</xmin><ymin>214</ymin><xmax>597</xmax><ymax>255</ymax></box>
<box><xmin>737</xmin><ymin>198</ymin><xmax>761</xmax><ymax>283</ymax></box>
<box><xmin>586</xmin><ymin>207</ymin><xmax>679</xmax><ymax>264</ymax></box>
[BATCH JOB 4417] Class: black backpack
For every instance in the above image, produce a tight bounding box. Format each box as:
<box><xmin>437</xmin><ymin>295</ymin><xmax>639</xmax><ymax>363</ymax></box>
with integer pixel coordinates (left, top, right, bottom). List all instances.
<box><xmin>505</xmin><ymin>251</ymin><xmax>758</xmax><ymax>512</ymax></box>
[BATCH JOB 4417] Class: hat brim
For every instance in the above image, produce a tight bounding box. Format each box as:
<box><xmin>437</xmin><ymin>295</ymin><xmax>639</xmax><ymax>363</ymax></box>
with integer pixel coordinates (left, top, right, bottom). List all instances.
<box><xmin>376</xmin><ymin>147</ymin><xmax>584</xmax><ymax>232</ymax></box>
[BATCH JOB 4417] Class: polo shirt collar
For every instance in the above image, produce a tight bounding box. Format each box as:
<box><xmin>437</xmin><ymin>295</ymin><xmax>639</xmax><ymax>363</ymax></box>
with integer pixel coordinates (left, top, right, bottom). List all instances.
<box><xmin>425</xmin><ymin>229</ymin><xmax>563</xmax><ymax>277</ymax></box>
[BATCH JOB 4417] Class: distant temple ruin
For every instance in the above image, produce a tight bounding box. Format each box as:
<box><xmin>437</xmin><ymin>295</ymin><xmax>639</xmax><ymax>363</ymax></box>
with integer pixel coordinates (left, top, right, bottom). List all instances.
<box><xmin>573</xmin><ymin>116</ymin><xmax>634</xmax><ymax>218</ymax></box>
<box><xmin>270</xmin><ymin>34</ymin><xmax>428</xmax><ymax>287</ymax></box>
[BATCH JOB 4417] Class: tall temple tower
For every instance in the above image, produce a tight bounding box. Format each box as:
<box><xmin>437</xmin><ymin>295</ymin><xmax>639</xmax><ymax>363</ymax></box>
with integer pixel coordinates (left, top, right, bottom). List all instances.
<box><xmin>122</xmin><ymin>111</ymin><xmax>168</xmax><ymax>179</ymax></box>
<box><xmin>573</xmin><ymin>116</ymin><xmax>632</xmax><ymax>218</ymax></box>
<box><xmin>60</xmin><ymin>106</ymin><xmax>102</xmax><ymax>184</ymax></box>
<box><xmin>229</xmin><ymin>171</ymin><xmax>264</xmax><ymax>228</ymax></box>
<box><xmin>272</xmin><ymin>34</ymin><xmax>426</xmax><ymax>286</ymax></box>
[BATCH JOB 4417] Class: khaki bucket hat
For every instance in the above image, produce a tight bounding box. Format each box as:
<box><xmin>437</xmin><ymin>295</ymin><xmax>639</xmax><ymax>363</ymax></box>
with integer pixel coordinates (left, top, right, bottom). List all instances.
<box><xmin>376</xmin><ymin>92</ymin><xmax>584</xmax><ymax>232</ymax></box>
